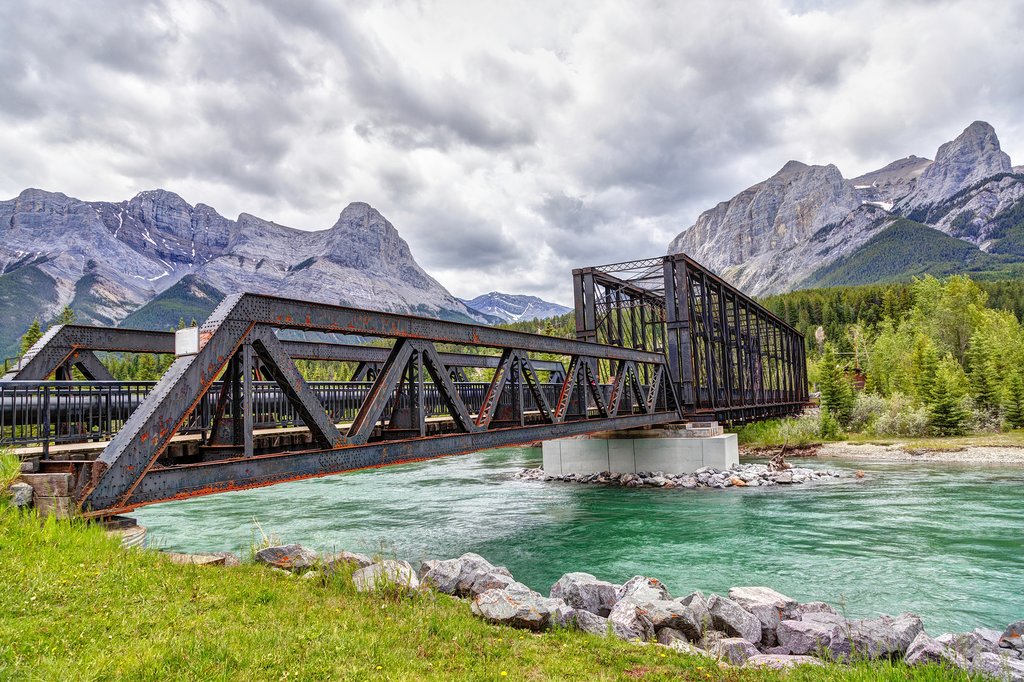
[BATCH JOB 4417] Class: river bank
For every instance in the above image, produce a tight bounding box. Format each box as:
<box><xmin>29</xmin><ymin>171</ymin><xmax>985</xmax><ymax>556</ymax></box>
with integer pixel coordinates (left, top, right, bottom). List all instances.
<box><xmin>742</xmin><ymin>439</ymin><xmax>1024</xmax><ymax>464</ymax></box>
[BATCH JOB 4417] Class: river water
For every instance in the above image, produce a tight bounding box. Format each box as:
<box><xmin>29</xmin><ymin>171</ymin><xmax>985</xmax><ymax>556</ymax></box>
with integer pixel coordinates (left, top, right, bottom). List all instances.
<box><xmin>131</xmin><ymin>448</ymin><xmax>1024</xmax><ymax>634</ymax></box>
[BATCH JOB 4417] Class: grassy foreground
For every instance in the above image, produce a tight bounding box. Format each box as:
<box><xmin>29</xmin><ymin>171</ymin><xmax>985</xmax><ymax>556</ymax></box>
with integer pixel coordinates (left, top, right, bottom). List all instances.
<box><xmin>0</xmin><ymin>506</ymin><xmax>972</xmax><ymax>681</ymax></box>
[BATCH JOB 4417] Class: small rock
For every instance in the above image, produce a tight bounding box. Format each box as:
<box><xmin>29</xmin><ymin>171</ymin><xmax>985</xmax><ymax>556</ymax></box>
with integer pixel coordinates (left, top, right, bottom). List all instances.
<box><xmin>771</xmin><ymin>471</ymin><xmax>794</xmax><ymax>484</ymax></box>
<box><xmin>707</xmin><ymin>594</ymin><xmax>762</xmax><ymax>645</ymax></box>
<box><xmin>550</xmin><ymin>572</ymin><xmax>618</xmax><ymax>616</ymax></box>
<box><xmin>7</xmin><ymin>482</ymin><xmax>32</xmax><ymax>508</ymax></box>
<box><xmin>665</xmin><ymin>639</ymin><xmax>710</xmax><ymax>656</ymax></box>
<box><xmin>744</xmin><ymin>654</ymin><xmax>824</xmax><ymax>669</ymax></box>
<box><xmin>254</xmin><ymin>544</ymin><xmax>318</xmax><ymax>573</ymax></box>
<box><xmin>352</xmin><ymin>560</ymin><xmax>419</xmax><ymax>594</ymax></box>
<box><xmin>710</xmin><ymin>637</ymin><xmax>759</xmax><ymax>665</ymax></box>
<box><xmin>699</xmin><ymin>629</ymin><xmax>729</xmax><ymax>650</ymax></box>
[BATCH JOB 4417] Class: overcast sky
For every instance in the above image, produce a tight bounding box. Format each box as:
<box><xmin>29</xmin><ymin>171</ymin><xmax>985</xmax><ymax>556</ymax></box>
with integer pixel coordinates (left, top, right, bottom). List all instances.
<box><xmin>2</xmin><ymin>0</ymin><xmax>1022</xmax><ymax>304</ymax></box>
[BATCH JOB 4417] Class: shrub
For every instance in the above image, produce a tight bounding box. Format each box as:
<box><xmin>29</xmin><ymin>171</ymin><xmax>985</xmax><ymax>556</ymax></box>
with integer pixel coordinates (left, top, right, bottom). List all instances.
<box><xmin>869</xmin><ymin>393</ymin><xmax>930</xmax><ymax>437</ymax></box>
<box><xmin>849</xmin><ymin>392</ymin><xmax>886</xmax><ymax>433</ymax></box>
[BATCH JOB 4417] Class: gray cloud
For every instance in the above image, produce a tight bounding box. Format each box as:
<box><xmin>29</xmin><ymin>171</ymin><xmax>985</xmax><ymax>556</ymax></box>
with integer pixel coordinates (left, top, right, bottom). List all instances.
<box><xmin>1</xmin><ymin>0</ymin><xmax>1022</xmax><ymax>302</ymax></box>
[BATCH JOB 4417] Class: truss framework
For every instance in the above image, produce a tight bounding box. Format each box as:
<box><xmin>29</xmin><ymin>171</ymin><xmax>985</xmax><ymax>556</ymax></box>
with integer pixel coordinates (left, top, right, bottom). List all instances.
<box><xmin>75</xmin><ymin>293</ymin><xmax>679</xmax><ymax>514</ymax></box>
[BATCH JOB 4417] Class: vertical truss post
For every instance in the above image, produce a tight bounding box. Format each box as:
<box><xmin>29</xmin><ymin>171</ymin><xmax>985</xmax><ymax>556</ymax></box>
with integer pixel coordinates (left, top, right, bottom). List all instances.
<box><xmin>242</xmin><ymin>340</ymin><xmax>254</xmax><ymax>457</ymax></box>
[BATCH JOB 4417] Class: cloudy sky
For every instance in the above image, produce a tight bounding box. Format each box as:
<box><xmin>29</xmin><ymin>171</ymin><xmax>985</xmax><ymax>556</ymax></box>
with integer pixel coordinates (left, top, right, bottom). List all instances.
<box><xmin>1</xmin><ymin>0</ymin><xmax>1022</xmax><ymax>304</ymax></box>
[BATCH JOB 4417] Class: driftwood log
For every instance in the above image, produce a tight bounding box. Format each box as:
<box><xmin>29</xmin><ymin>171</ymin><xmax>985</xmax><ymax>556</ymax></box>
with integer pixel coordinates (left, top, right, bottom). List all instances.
<box><xmin>767</xmin><ymin>440</ymin><xmax>792</xmax><ymax>472</ymax></box>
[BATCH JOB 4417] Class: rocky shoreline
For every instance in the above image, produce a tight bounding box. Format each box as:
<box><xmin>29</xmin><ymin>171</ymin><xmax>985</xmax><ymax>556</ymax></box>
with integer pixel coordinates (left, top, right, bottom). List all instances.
<box><xmin>178</xmin><ymin>542</ymin><xmax>1024</xmax><ymax>678</ymax></box>
<box><xmin>514</xmin><ymin>462</ymin><xmax>854</xmax><ymax>489</ymax></box>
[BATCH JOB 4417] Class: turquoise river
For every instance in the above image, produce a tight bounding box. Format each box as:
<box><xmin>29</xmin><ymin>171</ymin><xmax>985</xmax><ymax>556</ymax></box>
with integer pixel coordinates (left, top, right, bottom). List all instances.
<box><xmin>131</xmin><ymin>448</ymin><xmax>1024</xmax><ymax>634</ymax></box>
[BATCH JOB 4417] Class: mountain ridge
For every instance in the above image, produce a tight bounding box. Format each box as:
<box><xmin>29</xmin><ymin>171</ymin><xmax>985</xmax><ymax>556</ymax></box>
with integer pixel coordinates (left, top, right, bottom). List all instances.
<box><xmin>667</xmin><ymin>121</ymin><xmax>1024</xmax><ymax>296</ymax></box>
<box><xmin>459</xmin><ymin>292</ymin><xmax>571</xmax><ymax>324</ymax></box>
<box><xmin>0</xmin><ymin>189</ymin><xmax>486</xmax><ymax>355</ymax></box>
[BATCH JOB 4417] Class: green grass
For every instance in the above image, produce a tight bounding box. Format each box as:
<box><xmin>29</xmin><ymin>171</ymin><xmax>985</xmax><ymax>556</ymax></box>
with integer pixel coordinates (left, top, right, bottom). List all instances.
<box><xmin>0</xmin><ymin>506</ymin><xmax>972</xmax><ymax>680</ymax></box>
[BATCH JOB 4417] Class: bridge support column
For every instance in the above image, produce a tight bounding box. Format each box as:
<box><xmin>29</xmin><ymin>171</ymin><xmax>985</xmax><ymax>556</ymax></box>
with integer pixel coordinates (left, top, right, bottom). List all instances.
<box><xmin>541</xmin><ymin>423</ymin><xmax>737</xmax><ymax>477</ymax></box>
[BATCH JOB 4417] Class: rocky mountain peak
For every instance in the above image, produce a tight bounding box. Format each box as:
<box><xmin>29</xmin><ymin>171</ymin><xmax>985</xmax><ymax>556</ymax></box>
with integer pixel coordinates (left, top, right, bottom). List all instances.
<box><xmin>897</xmin><ymin>121</ymin><xmax>1012</xmax><ymax>212</ymax></box>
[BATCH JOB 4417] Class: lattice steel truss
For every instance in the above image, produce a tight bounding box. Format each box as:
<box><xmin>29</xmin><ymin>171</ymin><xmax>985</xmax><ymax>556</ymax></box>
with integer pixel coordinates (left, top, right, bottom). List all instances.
<box><xmin>54</xmin><ymin>293</ymin><xmax>680</xmax><ymax>514</ymax></box>
<box><xmin>574</xmin><ymin>253</ymin><xmax>807</xmax><ymax>424</ymax></box>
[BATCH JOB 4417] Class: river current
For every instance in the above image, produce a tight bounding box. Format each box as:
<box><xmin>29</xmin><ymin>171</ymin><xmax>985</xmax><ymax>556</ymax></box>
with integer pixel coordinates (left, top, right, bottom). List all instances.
<box><xmin>131</xmin><ymin>448</ymin><xmax>1024</xmax><ymax>634</ymax></box>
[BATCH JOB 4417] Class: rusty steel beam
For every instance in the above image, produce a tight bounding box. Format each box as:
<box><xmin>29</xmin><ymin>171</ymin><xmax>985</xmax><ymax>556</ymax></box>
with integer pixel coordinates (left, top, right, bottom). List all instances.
<box><xmin>4</xmin><ymin>325</ymin><xmax>567</xmax><ymax>381</ymax></box>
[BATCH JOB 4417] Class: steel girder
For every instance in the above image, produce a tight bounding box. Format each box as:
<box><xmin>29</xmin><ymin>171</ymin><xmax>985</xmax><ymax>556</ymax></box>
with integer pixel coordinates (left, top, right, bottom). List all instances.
<box><xmin>78</xmin><ymin>293</ymin><xmax>678</xmax><ymax>514</ymax></box>
<box><xmin>3</xmin><ymin>325</ymin><xmax>567</xmax><ymax>382</ymax></box>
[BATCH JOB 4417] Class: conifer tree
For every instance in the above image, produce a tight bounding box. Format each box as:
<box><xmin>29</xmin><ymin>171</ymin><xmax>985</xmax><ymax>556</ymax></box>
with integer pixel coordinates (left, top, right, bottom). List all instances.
<box><xmin>818</xmin><ymin>343</ymin><xmax>855</xmax><ymax>426</ymax></box>
<box><xmin>20</xmin><ymin>319</ymin><xmax>42</xmax><ymax>357</ymax></box>
<box><xmin>1004</xmin><ymin>370</ymin><xmax>1024</xmax><ymax>429</ymax></box>
<box><xmin>56</xmin><ymin>305</ymin><xmax>75</xmax><ymax>326</ymax></box>
<box><xmin>909</xmin><ymin>336</ymin><xmax>940</xmax><ymax>405</ymax></box>
<box><xmin>928</xmin><ymin>359</ymin><xmax>969</xmax><ymax>436</ymax></box>
<box><xmin>966</xmin><ymin>332</ymin><xmax>1000</xmax><ymax>411</ymax></box>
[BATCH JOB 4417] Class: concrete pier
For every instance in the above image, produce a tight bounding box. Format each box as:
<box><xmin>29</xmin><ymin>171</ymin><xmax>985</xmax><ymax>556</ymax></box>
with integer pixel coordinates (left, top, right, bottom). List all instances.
<box><xmin>542</xmin><ymin>423</ymin><xmax>738</xmax><ymax>476</ymax></box>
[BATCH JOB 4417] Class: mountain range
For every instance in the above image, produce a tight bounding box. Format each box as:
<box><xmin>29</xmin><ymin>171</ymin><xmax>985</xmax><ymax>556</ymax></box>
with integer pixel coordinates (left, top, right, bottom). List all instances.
<box><xmin>0</xmin><ymin>191</ymin><xmax>487</xmax><ymax>356</ymax></box>
<box><xmin>459</xmin><ymin>292</ymin><xmax>571</xmax><ymax>324</ymax></box>
<box><xmin>668</xmin><ymin>121</ymin><xmax>1024</xmax><ymax>295</ymax></box>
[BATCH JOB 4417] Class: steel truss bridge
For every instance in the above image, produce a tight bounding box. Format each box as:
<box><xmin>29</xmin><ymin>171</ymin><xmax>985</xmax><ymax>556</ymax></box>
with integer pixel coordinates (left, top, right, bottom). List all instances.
<box><xmin>3</xmin><ymin>254</ymin><xmax>806</xmax><ymax>516</ymax></box>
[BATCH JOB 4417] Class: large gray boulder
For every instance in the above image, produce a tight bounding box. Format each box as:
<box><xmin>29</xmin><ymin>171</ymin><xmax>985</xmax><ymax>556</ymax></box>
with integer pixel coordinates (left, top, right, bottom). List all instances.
<box><xmin>678</xmin><ymin>591</ymin><xmax>712</xmax><ymax>635</ymax></box>
<box><xmin>254</xmin><ymin>544</ymin><xmax>318</xmax><ymax>573</ymax></box>
<box><xmin>709</xmin><ymin>637</ymin><xmax>759</xmax><ymax>665</ymax></box>
<box><xmin>937</xmin><ymin>631</ymin><xmax>996</xmax><ymax>661</ymax></box>
<box><xmin>848</xmin><ymin>613</ymin><xmax>924</xmax><ymax>660</ymax></box>
<box><xmin>616</xmin><ymin>575</ymin><xmax>671</xmax><ymax>603</ymax></box>
<box><xmin>794</xmin><ymin>601</ymin><xmax>839</xmax><ymax>617</ymax></box>
<box><xmin>550</xmin><ymin>572</ymin><xmax>618</xmax><ymax>616</ymax></box>
<box><xmin>776</xmin><ymin>613</ymin><xmax>848</xmax><ymax>658</ymax></box>
<box><xmin>728</xmin><ymin>586</ymin><xmax>798</xmax><ymax>647</ymax></box>
<box><xmin>971</xmin><ymin>651</ymin><xmax>1024</xmax><ymax>681</ymax></box>
<box><xmin>569</xmin><ymin>609</ymin><xmax>614</xmax><ymax>637</ymax></box>
<box><xmin>352</xmin><ymin>560</ymin><xmax>419</xmax><ymax>594</ymax></box>
<box><xmin>322</xmin><ymin>550</ymin><xmax>374</xmax><ymax>571</ymax></box>
<box><xmin>638</xmin><ymin>600</ymin><xmax>702</xmax><ymax>641</ymax></box>
<box><xmin>1003</xmin><ymin>621</ymin><xmax>1024</xmax><ymax>653</ymax></box>
<box><xmin>607</xmin><ymin>599</ymin><xmax>654</xmax><ymax>642</ymax></box>
<box><xmin>419</xmin><ymin>553</ymin><xmax>514</xmax><ymax>597</ymax></box>
<box><xmin>707</xmin><ymin>594</ymin><xmax>762</xmax><ymax>645</ymax></box>
<box><xmin>905</xmin><ymin>632</ymin><xmax>969</xmax><ymax>669</ymax></box>
<box><xmin>471</xmin><ymin>582</ymin><xmax>566</xmax><ymax>631</ymax></box>
<box><xmin>744</xmin><ymin>654</ymin><xmax>823</xmax><ymax>669</ymax></box>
